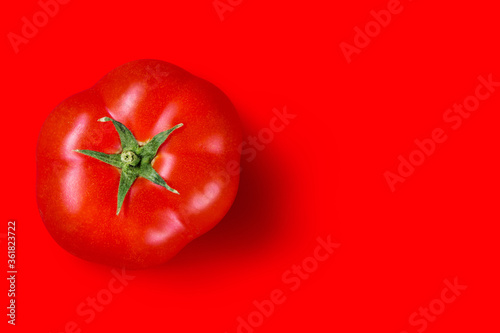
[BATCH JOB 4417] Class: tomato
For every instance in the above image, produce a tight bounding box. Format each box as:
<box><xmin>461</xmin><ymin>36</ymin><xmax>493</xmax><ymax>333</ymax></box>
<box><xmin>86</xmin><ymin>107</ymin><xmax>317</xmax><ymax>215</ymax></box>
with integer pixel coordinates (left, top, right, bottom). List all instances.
<box><xmin>36</xmin><ymin>59</ymin><xmax>242</xmax><ymax>269</ymax></box>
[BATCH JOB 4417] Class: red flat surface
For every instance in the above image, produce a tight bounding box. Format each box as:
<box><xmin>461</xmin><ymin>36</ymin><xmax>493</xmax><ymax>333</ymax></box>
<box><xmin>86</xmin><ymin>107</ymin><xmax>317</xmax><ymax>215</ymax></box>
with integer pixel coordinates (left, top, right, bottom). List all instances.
<box><xmin>1</xmin><ymin>0</ymin><xmax>499</xmax><ymax>332</ymax></box>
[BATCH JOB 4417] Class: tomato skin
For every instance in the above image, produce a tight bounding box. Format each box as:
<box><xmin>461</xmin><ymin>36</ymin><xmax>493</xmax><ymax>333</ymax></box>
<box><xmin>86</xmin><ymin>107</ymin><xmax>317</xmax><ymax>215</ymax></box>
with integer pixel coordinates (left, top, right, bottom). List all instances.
<box><xmin>36</xmin><ymin>60</ymin><xmax>242</xmax><ymax>268</ymax></box>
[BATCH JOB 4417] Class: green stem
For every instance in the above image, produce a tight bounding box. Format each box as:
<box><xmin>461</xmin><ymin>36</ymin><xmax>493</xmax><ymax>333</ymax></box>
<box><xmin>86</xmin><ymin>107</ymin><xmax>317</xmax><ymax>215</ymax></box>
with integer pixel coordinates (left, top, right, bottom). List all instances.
<box><xmin>75</xmin><ymin>117</ymin><xmax>183</xmax><ymax>215</ymax></box>
<box><xmin>121</xmin><ymin>151</ymin><xmax>140</xmax><ymax>166</ymax></box>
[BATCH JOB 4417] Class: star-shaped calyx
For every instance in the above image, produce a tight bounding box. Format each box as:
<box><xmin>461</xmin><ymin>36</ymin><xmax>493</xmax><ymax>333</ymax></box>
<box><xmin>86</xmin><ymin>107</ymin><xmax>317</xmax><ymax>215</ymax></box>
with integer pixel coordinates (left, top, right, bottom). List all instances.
<box><xmin>75</xmin><ymin>117</ymin><xmax>183</xmax><ymax>215</ymax></box>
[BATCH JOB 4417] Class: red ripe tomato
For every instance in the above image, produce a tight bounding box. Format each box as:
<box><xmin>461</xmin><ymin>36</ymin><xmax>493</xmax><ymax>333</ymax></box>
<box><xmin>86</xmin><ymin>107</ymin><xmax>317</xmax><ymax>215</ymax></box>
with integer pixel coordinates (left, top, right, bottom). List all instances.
<box><xmin>36</xmin><ymin>59</ymin><xmax>242</xmax><ymax>269</ymax></box>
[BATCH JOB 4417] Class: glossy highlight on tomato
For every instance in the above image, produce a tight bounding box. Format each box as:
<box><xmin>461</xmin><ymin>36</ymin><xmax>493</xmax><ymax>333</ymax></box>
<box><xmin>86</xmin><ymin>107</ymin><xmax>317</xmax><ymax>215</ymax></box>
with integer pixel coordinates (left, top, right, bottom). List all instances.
<box><xmin>36</xmin><ymin>59</ymin><xmax>242</xmax><ymax>269</ymax></box>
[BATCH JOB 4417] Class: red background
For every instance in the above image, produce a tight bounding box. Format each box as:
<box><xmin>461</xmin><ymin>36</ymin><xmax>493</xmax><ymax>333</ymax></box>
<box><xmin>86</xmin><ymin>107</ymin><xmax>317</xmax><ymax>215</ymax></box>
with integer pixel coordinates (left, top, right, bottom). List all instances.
<box><xmin>1</xmin><ymin>0</ymin><xmax>499</xmax><ymax>332</ymax></box>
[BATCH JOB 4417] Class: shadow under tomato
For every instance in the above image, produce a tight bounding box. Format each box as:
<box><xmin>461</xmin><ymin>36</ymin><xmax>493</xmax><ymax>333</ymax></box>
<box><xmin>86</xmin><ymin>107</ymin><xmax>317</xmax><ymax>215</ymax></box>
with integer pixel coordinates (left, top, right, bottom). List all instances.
<box><xmin>163</xmin><ymin>145</ymin><xmax>294</xmax><ymax>269</ymax></box>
